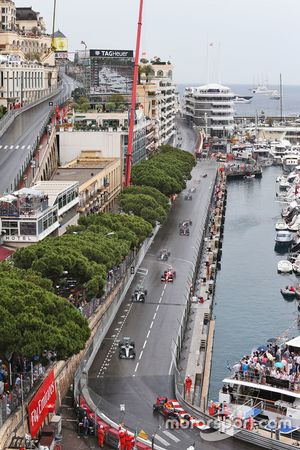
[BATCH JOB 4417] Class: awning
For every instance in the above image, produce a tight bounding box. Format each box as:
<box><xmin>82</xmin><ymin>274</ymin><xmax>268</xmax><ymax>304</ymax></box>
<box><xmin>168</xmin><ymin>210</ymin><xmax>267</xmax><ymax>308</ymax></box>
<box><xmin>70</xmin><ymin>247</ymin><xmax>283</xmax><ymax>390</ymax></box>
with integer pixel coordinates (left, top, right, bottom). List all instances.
<box><xmin>0</xmin><ymin>247</ymin><xmax>13</xmax><ymax>260</ymax></box>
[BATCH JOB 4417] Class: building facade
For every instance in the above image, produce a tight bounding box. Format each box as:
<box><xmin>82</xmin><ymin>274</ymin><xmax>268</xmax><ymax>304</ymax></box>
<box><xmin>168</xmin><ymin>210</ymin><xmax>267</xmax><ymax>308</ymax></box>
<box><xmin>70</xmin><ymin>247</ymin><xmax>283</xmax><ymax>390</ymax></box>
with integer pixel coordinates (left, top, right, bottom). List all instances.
<box><xmin>137</xmin><ymin>59</ymin><xmax>178</xmax><ymax>150</ymax></box>
<box><xmin>184</xmin><ymin>83</ymin><xmax>235</xmax><ymax>138</ymax></box>
<box><xmin>0</xmin><ymin>0</ymin><xmax>57</xmax><ymax>107</ymax></box>
<box><xmin>58</xmin><ymin>108</ymin><xmax>153</xmax><ymax>171</ymax></box>
<box><xmin>0</xmin><ymin>182</ymin><xmax>79</xmax><ymax>245</ymax></box>
<box><xmin>52</xmin><ymin>151</ymin><xmax>121</xmax><ymax>215</ymax></box>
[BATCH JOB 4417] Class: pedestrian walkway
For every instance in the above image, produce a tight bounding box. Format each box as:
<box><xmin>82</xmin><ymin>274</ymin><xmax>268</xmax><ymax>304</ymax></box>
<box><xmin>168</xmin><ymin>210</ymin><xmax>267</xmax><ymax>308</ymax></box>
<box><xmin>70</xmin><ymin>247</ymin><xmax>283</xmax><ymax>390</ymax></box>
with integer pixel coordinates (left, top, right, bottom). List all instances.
<box><xmin>60</xmin><ymin>389</ymin><xmax>110</xmax><ymax>449</ymax></box>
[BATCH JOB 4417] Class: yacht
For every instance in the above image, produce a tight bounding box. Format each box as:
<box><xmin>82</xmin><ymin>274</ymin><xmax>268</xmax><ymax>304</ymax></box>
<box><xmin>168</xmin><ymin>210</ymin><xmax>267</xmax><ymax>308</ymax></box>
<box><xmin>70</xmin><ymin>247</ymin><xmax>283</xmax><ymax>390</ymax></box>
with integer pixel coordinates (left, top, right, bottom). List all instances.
<box><xmin>252</xmin><ymin>84</ymin><xmax>274</xmax><ymax>95</ymax></box>
<box><xmin>275</xmin><ymin>230</ymin><xmax>293</xmax><ymax>246</ymax></box>
<box><xmin>275</xmin><ymin>218</ymin><xmax>288</xmax><ymax>231</ymax></box>
<box><xmin>282</xmin><ymin>153</ymin><xmax>300</xmax><ymax>173</ymax></box>
<box><xmin>233</xmin><ymin>96</ymin><xmax>252</xmax><ymax>104</ymax></box>
<box><xmin>278</xmin><ymin>177</ymin><xmax>291</xmax><ymax>191</ymax></box>
<box><xmin>218</xmin><ymin>336</ymin><xmax>300</xmax><ymax>445</ymax></box>
<box><xmin>270</xmin><ymin>90</ymin><xmax>280</xmax><ymax>100</ymax></box>
<box><xmin>270</xmin><ymin>141</ymin><xmax>290</xmax><ymax>165</ymax></box>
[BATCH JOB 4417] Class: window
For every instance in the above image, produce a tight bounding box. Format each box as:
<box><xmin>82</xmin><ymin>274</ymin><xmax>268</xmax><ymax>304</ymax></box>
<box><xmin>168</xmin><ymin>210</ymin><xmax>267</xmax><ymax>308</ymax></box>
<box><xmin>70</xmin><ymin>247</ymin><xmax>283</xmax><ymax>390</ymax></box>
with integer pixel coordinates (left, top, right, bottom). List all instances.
<box><xmin>2</xmin><ymin>220</ymin><xmax>18</xmax><ymax>236</ymax></box>
<box><xmin>20</xmin><ymin>222</ymin><xmax>36</xmax><ymax>236</ymax></box>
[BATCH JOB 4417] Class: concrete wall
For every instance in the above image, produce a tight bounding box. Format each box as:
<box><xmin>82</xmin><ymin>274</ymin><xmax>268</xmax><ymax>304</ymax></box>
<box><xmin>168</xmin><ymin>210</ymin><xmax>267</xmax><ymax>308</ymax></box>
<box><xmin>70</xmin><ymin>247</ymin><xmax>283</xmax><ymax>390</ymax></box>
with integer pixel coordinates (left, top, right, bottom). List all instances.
<box><xmin>58</xmin><ymin>131</ymin><xmax>122</xmax><ymax>165</ymax></box>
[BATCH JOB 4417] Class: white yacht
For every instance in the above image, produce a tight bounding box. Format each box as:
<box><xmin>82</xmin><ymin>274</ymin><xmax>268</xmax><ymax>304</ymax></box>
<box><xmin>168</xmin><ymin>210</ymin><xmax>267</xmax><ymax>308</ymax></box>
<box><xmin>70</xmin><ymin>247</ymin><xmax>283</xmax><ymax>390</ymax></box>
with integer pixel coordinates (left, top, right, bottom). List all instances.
<box><xmin>270</xmin><ymin>141</ymin><xmax>290</xmax><ymax>165</ymax></box>
<box><xmin>275</xmin><ymin>218</ymin><xmax>288</xmax><ymax>231</ymax></box>
<box><xmin>282</xmin><ymin>153</ymin><xmax>300</xmax><ymax>173</ymax></box>
<box><xmin>219</xmin><ymin>336</ymin><xmax>300</xmax><ymax>444</ymax></box>
<box><xmin>233</xmin><ymin>96</ymin><xmax>252</xmax><ymax>104</ymax></box>
<box><xmin>270</xmin><ymin>90</ymin><xmax>280</xmax><ymax>100</ymax></box>
<box><xmin>252</xmin><ymin>84</ymin><xmax>274</xmax><ymax>95</ymax></box>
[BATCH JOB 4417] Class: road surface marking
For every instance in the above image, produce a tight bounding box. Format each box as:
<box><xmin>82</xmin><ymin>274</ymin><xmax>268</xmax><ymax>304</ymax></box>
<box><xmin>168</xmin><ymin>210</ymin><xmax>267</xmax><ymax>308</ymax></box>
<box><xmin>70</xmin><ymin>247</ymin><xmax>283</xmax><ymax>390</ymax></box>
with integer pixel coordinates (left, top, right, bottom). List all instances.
<box><xmin>162</xmin><ymin>430</ymin><xmax>180</xmax><ymax>442</ymax></box>
<box><xmin>143</xmin><ymin>340</ymin><xmax>147</xmax><ymax>349</ymax></box>
<box><xmin>150</xmin><ymin>321</ymin><xmax>154</xmax><ymax>329</ymax></box>
<box><xmin>154</xmin><ymin>435</ymin><xmax>170</xmax><ymax>446</ymax></box>
<box><xmin>139</xmin><ymin>350</ymin><xmax>143</xmax><ymax>360</ymax></box>
<box><xmin>146</xmin><ymin>330</ymin><xmax>151</xmax><ymax>339</ymax></box>
<box><xmin>134</xmin><ymin>362</ymin><xmax>139</xmax><ymax>372</ymax></box>
<box><xmin>156</xmin><ymin>305</ymin><xmax>160</xmax><ymax>312</ymax></box>
<box><xmin>153</xmin><ymin>312</ymin><xmax>157</xmax><ymax>320</ymax></box>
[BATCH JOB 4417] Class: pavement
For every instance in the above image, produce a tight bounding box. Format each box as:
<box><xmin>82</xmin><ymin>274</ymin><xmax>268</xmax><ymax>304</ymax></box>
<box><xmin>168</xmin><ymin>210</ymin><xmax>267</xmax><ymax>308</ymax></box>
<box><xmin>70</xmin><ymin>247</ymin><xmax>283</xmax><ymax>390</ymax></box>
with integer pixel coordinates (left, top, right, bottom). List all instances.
<box><xmin>0</xmin><ymin>73</ymin><xmax>77</xmax><ymax>194</ymax></box>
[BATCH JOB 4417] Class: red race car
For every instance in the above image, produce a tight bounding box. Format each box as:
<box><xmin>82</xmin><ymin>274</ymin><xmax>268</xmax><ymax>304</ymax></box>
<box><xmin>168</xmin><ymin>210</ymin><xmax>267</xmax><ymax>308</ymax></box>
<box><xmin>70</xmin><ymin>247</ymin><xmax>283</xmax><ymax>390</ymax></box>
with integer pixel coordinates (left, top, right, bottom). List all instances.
<box><xmin>161</xmin><ymin>268</ymin><xmax>176</xmax><ymax>282</ymax></box>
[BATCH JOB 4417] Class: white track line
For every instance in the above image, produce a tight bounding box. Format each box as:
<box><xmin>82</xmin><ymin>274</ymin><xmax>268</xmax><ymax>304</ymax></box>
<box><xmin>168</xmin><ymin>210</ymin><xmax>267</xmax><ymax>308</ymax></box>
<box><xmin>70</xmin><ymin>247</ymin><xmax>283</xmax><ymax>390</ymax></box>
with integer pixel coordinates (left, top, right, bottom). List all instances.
<box><xmin>162</xmin><ymin>430</ymin><xmax>180</xmax><ymax>442</ymax></box>
<box><xmin>154</xmin><ymin>435</ymin><xmax>170</xmax><ymax>446</ymax></box>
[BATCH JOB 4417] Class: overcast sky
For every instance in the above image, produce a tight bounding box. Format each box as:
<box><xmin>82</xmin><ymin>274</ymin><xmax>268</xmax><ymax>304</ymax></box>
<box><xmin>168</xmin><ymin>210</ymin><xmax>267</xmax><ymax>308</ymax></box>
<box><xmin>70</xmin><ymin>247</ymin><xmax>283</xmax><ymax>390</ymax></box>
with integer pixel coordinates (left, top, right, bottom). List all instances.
<box><xmin>17</xmin><ymin>0</ymin><xmax>299</xmax><ymax>86</ymax></box>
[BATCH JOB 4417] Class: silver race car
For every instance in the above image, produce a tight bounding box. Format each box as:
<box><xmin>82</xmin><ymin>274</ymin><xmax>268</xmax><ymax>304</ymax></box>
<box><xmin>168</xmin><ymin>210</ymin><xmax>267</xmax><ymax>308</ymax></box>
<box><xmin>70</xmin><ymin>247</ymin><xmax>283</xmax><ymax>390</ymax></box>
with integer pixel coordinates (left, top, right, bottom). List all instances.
<box><xmin>118</xmin><ymin>337</ymin><xmax>136</xmax><ymax>359</ymax></box>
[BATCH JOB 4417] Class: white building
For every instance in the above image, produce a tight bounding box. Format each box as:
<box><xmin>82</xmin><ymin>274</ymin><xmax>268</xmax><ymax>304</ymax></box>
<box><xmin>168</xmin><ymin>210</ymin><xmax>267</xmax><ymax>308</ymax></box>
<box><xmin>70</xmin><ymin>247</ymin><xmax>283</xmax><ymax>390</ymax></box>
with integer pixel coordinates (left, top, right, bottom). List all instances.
<box><xmin>0</xmin><ymin>0</ymin><xmax>57</xmax><ymax>107</ymax></box>
<box><xmin>137</xmin><ymin>59</ymin><xmax>178</xmax><ymax>150</ymax></box>
<box><xmin>0</xmin><ymin>182</ymin><xmax>79</xmax><ymax>245</ymax></box>
<box><xmin>184</xmin><ymin>83</ymin><xmax>235</xmax><ymax>138</ymax></box>
<box><xmin>58</xmin><ymin>109</ymin><xmax>153</xmax><ymax>170</ymax></box>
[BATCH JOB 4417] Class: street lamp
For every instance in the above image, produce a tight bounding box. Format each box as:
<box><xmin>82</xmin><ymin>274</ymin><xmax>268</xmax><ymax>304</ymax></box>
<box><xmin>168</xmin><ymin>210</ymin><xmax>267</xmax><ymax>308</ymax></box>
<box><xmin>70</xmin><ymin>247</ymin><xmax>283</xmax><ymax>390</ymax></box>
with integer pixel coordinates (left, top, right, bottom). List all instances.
<box><xmin>81</xmin><ymin>41</ymin><xmax>88</xmax><ymax>92</ymax></box>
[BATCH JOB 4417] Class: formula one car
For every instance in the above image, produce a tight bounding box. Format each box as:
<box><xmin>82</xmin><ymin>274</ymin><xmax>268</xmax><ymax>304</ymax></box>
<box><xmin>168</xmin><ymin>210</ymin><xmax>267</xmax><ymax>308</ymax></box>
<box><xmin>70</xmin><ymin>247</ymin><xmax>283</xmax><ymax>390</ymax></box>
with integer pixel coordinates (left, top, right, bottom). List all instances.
<box><xmin>118</xmin><ymin>337</ymin><xmax>136</xmax><ymax>359</ymax></box>
<box><xmin>179</xmin><ymin>219</ymin><xmax>192</xmax><ymax>228</ymax></box>
<box><xmin>184</xmin><ymin>194</ymin><xmax>193</xmax><ymax>200</ymax></box>
<box><xmin>131</xmin><ymin>285</ymin><xmax>147</xmax><ymax>302</ymax></box>
<box><xmin>203</xmin><ymin>173</ymin><xmax>207</xmax><ymax>178</ymax></box>
<box><xmin>179</xmin><ymin>226</ymin><xmax>190</xmax><ymax>236</ymax></box>
<box><xmin>153</xmin><ymin>397</ymin><xmax>190</xmax><ymax>424</ymax></box>
<box><xmin>161</xmin><ymin>268</ymin><xmax>176</xmax><ymax>282</ymax></box>
<box><xmin>157</xmin><ymin>248</ymin><xmax>171</xmax><ymax>261</ymax></box>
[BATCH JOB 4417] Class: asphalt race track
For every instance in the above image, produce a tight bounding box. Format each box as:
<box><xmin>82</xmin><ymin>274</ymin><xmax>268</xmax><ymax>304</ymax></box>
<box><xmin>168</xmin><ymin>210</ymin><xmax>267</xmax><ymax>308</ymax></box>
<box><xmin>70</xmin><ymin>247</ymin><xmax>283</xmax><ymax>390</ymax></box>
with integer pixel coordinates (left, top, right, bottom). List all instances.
<box><xmin>0</xmin><ymin>73</ymin><xmax>77</xmax><ymax>194</ymax></box>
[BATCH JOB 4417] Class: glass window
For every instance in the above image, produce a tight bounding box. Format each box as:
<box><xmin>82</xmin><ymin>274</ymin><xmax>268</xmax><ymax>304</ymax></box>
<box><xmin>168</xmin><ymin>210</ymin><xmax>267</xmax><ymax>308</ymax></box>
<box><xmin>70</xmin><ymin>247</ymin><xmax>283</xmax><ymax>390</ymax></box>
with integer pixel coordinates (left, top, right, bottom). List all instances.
<box><xmin>20</xmin><ymin>222</ymin><xmax>36</xmax><ymax>236</ymax></box>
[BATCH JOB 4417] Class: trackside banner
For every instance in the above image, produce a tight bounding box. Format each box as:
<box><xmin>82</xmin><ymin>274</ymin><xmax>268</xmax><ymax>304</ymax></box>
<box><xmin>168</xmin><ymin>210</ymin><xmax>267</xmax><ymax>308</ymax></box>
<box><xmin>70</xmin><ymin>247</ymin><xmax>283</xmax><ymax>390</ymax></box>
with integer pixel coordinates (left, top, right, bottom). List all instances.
<box><xmin>27</xmin><ymin>369</ymin><xmax>56</xmax><ymax>437</ymax></box>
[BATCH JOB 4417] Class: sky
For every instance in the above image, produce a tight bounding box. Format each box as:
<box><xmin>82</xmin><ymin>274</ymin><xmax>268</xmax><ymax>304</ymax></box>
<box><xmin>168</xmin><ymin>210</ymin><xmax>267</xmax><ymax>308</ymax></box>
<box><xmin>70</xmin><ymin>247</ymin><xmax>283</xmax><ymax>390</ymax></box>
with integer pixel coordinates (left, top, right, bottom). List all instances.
<box><xmin>16</xmin><ymin>0</ymin><xmax>300</xmax><ymax>86</ymax></box>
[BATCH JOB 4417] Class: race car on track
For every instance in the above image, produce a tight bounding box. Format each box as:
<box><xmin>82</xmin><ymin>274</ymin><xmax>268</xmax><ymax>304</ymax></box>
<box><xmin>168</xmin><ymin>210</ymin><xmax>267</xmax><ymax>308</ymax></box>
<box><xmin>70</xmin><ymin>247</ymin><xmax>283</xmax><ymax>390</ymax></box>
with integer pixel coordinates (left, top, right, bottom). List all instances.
<box><xmin>161</xmin><ymin>268</ymin><xmax>176</xmax><ymax>282</ymax></box>
<box><xmin>157</xmin><ymin>248</ymin><xmax>170</xmax><ymax>261</ymax></box>
<box><xmin>118</xmin><ymin>337</ymin><xmax>136</xmax><ymax>359</ymax></box>
<box><xmin>184</xmin><ymin>194</ymin><xmax>193</xmax><ymax>200</ymax></box>
<box><xmin>131</xmin><ymin>285</ymin><xmax>147</xmax><ymax>302</ymax></box>
<box><xmin>153</xmin><ymin>397</ymin><xmax>191</xmax><ymax>424</ymax></box>
<box><xmin>179</xmin><ymin>226</ymin><xmax>190</xmax><ymax>236</ymax></box>
<box><xmin>179</xmin><ymin>219</ymin><xmax>192</xmax><ymax>228</ymax></box>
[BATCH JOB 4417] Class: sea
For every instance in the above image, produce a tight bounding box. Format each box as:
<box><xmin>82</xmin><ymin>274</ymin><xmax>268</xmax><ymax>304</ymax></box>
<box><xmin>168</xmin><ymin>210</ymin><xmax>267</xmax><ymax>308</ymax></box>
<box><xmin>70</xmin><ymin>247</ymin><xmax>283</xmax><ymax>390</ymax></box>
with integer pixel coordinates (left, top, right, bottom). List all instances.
<box><xmin>208</xmin><ymin>166</ymin><xmax>300</xmax><ymax>400</ymax></box>
<box><xmin>177</xmin><ymin>83</ymin><xmax>300</xmax><ymax>117</ymax></box>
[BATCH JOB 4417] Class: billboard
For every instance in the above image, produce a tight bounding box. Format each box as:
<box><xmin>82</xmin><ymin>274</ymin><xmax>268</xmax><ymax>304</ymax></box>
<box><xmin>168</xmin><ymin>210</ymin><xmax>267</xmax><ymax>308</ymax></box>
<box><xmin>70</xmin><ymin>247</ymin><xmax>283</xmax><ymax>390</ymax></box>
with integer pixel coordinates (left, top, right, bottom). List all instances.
<box><xmin>27</xmin><ymin>369</ymin><xmax>56</xmax><ymax>438</ymax></box>
<box><xmin>52</xmin><ymin>37</ymin><xmax>68</xmax><ymax>52</ymax></box>
<box><xmin>89</xmin><ymin>49</ymin><xmax>134</xmax><ymax>100</ymax></box>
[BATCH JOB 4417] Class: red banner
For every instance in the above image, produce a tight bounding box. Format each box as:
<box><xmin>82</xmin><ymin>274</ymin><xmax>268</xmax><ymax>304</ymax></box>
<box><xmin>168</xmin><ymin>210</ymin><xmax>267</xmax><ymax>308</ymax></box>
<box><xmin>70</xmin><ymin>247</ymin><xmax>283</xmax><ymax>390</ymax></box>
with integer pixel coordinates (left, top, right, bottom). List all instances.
<box><xmin>27</xmin><ymin>369</ymin><xmax>56</xmax><ymax>438</ymax></box>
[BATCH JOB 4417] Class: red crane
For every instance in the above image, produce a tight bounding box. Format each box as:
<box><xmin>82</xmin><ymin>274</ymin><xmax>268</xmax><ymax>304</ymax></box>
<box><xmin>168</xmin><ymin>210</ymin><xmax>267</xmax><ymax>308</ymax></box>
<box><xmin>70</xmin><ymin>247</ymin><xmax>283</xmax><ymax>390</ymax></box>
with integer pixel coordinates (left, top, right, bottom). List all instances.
<box><xmin>124</xmin><ymin>0</ymin><xmax>144</xmax><ymax>187</ymax></box>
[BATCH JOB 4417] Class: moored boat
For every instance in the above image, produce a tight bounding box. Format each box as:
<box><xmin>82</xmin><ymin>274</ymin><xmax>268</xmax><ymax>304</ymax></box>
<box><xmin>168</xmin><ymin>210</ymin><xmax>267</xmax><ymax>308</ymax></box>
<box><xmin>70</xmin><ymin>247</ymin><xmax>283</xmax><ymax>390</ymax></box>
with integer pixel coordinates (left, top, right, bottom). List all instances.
<box><xmin>275</xmin><ymin>218</ymin><xmax>288</xmax><ymax>231</ymax></box>
<box><xmin>280</xmin><ymin>286</ymin><xmax>296</xmax><ymax>300</ymax></box>
<box><xmin>275</xmin><ymin>230</ymin><xmax>293</xmax><ymax>247</ymax></box>
<box><xmin>277</xmin><ymin>260</ymin><xmax>293</xmax><ymax>273</ymax></box>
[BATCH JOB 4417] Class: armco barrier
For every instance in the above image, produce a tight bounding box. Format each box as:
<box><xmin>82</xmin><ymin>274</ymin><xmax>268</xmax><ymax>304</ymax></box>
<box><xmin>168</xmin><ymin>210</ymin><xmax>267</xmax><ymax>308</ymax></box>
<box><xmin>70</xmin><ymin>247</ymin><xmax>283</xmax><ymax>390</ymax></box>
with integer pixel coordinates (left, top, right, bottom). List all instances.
<box><xmin>0</xmin><ymin>84</ymin><xmax>63</xmax><ymax>139</ymax></box>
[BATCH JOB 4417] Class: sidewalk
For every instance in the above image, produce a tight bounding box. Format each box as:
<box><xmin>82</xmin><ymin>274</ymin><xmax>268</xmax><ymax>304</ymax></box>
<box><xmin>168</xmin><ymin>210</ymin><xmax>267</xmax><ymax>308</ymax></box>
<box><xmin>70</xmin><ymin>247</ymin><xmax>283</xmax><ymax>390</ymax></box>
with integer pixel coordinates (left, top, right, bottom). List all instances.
<box><xmin>60</xmin><ymin>388</ymin><xmax>110</xmax><ymax>450</ymax></box>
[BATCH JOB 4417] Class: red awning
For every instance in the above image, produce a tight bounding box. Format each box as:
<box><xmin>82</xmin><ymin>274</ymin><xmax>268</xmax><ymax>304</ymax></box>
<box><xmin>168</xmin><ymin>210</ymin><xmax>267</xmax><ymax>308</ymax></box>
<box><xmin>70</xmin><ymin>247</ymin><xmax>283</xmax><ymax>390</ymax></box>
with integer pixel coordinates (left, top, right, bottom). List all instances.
<box><xmin>0</xmin><ymin>247</ymin><xmax>13</xmax><ymax>260</ymax></box>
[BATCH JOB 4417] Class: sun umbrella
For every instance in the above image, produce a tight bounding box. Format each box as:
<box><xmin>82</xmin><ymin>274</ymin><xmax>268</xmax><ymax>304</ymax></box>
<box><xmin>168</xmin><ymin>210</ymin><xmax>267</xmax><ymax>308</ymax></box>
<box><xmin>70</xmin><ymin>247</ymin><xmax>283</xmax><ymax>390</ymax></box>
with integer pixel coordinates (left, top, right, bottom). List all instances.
<box><xmin>262</xmin><ymin>357</ymin><xmax>268</xmax><ymax>363</ymax></box>
<box><xmin>267</xmin><ymin>338</ymin><xmax>277</xmax><ymax>343</ymax></box>
<box><xmin>275</xmin><ymin>362</ymin><xmax>284</xmax><ymax>368</ymax></box>
<box><xmin>257</xmin><ymin>345</ymin><xmax>268</xmax><ymax>352</ymax></box>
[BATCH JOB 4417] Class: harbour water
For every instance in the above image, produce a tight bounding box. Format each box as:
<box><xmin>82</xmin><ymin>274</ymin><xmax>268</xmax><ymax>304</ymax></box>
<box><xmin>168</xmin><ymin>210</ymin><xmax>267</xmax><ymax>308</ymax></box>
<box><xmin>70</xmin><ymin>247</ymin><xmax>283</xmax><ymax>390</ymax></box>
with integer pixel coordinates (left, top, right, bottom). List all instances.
<box><xmin>209</xmin><ymin>166</ymin><xmax>300</xmax><ymax>400</ymax></box>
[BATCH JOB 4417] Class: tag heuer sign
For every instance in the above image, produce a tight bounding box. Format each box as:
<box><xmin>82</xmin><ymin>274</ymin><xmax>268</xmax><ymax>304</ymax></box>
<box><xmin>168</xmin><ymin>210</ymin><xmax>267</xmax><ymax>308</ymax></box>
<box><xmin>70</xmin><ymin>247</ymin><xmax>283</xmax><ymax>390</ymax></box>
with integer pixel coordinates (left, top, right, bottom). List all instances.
<box><xmin>90</xmin><ymin>49</ymin><xmax>134</xmax><ymax>58</ymax></box>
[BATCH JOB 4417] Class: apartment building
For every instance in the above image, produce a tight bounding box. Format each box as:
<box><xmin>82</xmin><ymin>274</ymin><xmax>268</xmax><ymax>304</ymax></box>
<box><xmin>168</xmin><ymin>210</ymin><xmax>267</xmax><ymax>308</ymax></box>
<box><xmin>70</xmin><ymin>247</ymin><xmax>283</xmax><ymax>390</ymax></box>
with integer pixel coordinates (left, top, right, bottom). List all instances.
<box><xmin>137</xmin><ymin>59</ymin><xmax>178</xmax><ymax>150</ymax></box>
<box><xmin>0</xmin><ymin>0</ymin><xmax>57</xmax><ymax>107</ymax></box>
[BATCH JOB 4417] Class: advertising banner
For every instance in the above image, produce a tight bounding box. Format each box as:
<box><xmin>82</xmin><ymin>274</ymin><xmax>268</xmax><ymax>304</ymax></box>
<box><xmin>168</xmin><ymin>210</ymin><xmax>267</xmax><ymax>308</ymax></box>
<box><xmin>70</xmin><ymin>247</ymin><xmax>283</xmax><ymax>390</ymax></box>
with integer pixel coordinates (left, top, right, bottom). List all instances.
<box><xmin>27</xmin><ymin>369</ymin><xmax>56</xmax><ymax>437</ymax></box>
<box><xmin>52</xmin><ymin>37</ymin><xmax>68</xmax><ymax>52</ymax></box>
<box><xmin>89</xmin><ymin>49</ymin><xmax>134</xmax><ymax>100</ymax></box>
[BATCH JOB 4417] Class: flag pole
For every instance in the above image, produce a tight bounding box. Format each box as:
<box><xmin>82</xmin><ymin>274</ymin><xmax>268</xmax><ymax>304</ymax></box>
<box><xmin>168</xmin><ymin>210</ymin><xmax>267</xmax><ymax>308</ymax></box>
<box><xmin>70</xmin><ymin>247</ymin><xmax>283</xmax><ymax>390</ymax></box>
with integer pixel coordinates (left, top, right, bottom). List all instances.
<box><xmin>124</xmin><ymin>0</ymin><xmax>144</xmax><ymax>187</ymax></box>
